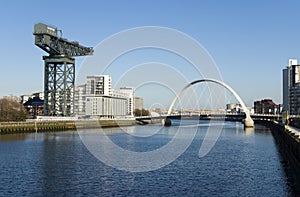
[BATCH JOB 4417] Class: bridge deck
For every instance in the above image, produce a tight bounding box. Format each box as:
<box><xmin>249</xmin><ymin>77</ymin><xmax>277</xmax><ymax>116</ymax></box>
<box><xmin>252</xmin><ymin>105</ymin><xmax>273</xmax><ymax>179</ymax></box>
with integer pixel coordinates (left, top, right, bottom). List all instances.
<box><xmin>136</xmin><ymin>113</ymin><xmax>281</xmax><ymax>122</ymax></box>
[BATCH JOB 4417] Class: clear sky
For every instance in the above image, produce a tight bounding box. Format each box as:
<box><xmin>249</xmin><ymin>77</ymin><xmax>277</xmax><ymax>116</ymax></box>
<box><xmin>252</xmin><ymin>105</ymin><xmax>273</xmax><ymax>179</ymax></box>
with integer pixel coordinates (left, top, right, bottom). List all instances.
<box><xmin>0</xmin><ymin>0</ymin><xmax>299</xmax><ymax>108</ymax></box>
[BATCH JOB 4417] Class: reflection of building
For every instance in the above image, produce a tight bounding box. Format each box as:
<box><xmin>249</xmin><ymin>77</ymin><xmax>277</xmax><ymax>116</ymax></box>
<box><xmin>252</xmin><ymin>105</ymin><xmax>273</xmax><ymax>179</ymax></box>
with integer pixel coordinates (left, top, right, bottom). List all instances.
<box><xmin>75</xmin><ymin>75</ymin><xmax>135</xmax><ymax>118</ymax></box>
<box><xmin>254</xmin><ymin>99</ymin><xmax>280</xmax><ymax>114</ymax></box>
<box><xmin>283</xmin><ymin>59</ymin><xmax>300</xmax><ymax>115</ymax></box>
<box><xmin>134</xmin><ymin>97</ymin><xmax>144</xmax><ymax>110</ymax></box>
<box><xmin>226</xmin><ymin>103</ymin><xmax>242</xmax><ymax>113</ymax></box>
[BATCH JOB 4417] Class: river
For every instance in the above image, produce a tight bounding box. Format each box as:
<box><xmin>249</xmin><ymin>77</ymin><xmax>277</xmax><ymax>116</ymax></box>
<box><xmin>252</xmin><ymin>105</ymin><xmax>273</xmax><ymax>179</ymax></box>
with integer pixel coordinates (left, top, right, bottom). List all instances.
<box><xmin>0</xmin><ymin>120</ymin><xmax>295</xmax><ymax>196</ymax></box>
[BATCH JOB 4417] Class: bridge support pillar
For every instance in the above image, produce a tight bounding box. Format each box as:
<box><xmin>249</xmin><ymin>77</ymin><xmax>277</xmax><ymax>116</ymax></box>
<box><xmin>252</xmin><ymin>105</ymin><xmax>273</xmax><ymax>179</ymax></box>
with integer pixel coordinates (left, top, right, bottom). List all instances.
<box><xmin>162</xmin><ymin>118</ymin><xmax>172</xmax><ymax>126</ymax></box>
<box><xmin>243</xmin><ymin>114</ymin><xmax>254</xmax><ymax>128</ymax></box>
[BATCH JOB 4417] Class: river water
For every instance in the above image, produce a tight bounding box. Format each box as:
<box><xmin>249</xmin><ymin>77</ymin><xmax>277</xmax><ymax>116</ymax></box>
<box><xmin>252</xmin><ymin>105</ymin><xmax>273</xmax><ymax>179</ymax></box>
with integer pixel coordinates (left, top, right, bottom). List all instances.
<box><xmin>0</xmin><ymin>120</ymin><xmax>295</xmax><ymax>196</ymax></box>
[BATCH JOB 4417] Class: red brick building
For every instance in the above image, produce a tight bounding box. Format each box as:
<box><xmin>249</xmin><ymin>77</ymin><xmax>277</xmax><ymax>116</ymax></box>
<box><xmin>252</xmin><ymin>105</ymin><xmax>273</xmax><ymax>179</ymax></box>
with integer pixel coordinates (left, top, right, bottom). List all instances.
<box><xmin>254</xmin><ymin>99</ymin><xmax>280</xmax><ymax>114</ymax></box>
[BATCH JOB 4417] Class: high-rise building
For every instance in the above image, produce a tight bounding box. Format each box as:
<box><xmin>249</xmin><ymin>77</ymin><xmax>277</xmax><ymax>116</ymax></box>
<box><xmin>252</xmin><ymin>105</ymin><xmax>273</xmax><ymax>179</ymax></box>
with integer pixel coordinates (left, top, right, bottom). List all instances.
<box><xmin>283</xmin><ymin>59</ymin><xmax>300</xmax><ymax>115</ymax></box>
<box><xmin>282</xmin><ymin>68</ymin><xmax>289</xmax><ymax>112</ymax></box>
<box><xmin>74</xmin><ymin>84</ymin><xmax>86</xmax><ymax>116</ymax></box>
<box><xmin>86</xmin><ymin>75</ymin><xmax>111</xmax><ymax>96</ymax></box>
<box><xmin>134</xmin><ymin>97</ymin><xmax>144</xmax><ymax>111</ymax></box>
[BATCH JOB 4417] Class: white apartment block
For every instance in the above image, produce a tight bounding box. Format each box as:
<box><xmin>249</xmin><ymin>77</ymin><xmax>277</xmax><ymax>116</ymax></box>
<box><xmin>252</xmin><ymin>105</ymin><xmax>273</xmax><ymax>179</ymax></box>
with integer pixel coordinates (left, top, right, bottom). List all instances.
<box><xmin>85</xmin><ymin>96</ymin><xmax>128</xmax><ymax>118</ymax></box>
<box><xmin>86</xmin><ymin>75</ymin><xmax>111</xmax><ymax>96</ymax></box>
<box><xmin>75</xmin><ymin>75</ymin><xmax>135</xmax><ymax>118</ymax></box>
<box><xmin>119</xmin><ymin>87</ymin><xmax>134</xmax><ymax>116</ymax></box>
<box><xmin>74</xmin><ymin>84</ymin><xmax>86</xmax><ymax>116</ymax></box>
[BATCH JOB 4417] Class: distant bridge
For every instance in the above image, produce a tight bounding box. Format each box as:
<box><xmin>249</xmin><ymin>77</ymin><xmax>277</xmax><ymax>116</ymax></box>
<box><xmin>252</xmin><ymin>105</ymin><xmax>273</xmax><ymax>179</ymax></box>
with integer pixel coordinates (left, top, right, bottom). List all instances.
<box><xmin>136</xmin><ymin>113</ymin><xmax>281</xmax><ymax>125</ymax></box>
<box><xmin>162</xmin><ymin>78</ymin><xmax>254</xmax><ymax>127</ymax></box>
<box><xmin>136</xmin><ymin>78</ymin><xmax>287</xmax><ymax>127</ymax></box>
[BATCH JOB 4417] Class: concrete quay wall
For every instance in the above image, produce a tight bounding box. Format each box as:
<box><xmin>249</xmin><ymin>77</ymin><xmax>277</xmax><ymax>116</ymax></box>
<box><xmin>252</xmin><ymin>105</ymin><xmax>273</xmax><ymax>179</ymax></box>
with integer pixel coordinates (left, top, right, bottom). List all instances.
<box><xmin>0</xmin><ymin>119</ymin><xmax>136</xmax><ymax>135</ymax></box>
<box><xmin>257</xmin><ymin>120</ymin><xmax>300</xmax><ymax>193</ymax></box>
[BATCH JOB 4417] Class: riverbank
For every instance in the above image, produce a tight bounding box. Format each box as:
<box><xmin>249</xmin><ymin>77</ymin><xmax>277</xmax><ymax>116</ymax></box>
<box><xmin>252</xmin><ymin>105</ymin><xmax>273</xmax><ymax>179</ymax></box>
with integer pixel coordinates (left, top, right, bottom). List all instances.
<box><xmin>257</xmin><ymin>120</ymin><xmax>300</xmax><ymax>194</ymax></box>
<box><xmin>0</xmin><ymin>119</ymin><xmax>136</xmax><ymax>135</ymax></box>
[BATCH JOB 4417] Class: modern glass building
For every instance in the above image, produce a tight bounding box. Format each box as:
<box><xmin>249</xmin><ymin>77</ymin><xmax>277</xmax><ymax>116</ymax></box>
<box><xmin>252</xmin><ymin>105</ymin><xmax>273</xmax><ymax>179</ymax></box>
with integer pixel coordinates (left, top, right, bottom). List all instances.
<box><xmin>283</xmin><ymin>59</ymin><xmax>300</xmax><ymax>115</ymax></box>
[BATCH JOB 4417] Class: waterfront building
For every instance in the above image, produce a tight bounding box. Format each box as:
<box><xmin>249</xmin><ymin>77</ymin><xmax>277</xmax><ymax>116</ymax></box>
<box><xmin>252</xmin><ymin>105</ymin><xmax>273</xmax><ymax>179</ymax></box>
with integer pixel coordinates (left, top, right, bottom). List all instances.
<box><xmin>19</xmin><ymin>92</ymin><xmax>44</xmax><ymax>116</ymax></box>
<box><xmin>74</xmin><ymin>84</ymin><xmax>86</xmax><ymax>116</ymax></box>
<box><xmin>254</xmin><ymin>99</ymin><xmax>280</xmax><ymax>114</ymax></box>
<box><xmin>75</xmin><ymin>75</ymin><xmax>135</xmax><ymax>118</ymax></box>
<box><xmin>32</xmin><ymin>92</ymin><xmax>44</xmax><ymax>101</ymax></box>
<box><xmin>226</xmin><ymin>103</ymin><xmax>242</xmax><ymax>113</ymax></box>
<box><xmin>23</xmin><ymin>96</ymin><xmax>44</xmax><ymax>116</ymax></box>
<box><xmin>134</xmin><ymin>97</ymin><xmax>144</xmax><ymax>111</ymax></box>
<box><xmin>282</xmin><ymin>67</ymin><xmax>289</xmax><ymax>112</ymax></box>
<box><xmin>20</xmin><ymin>94</ymin><xmax>32</xmax><ymax>104</ymax></box>
<box><xmin>85</xmin><ymin>95</ymin><xmax>128</xmax><ymax>118</ymax></box>
<box><xmin>86</xmin><ymin>75</ymin><xmax>111</xmax><ymax>96</ymax></box>
<box><xmin>283</xmin><ymin>59</ymin><xmax>300</xmax><ymax>115</ymax></box>
<box><xmin>119</xmin><ymin>87</ymin><xmax>134</xmax><ymax>116</ymax></box>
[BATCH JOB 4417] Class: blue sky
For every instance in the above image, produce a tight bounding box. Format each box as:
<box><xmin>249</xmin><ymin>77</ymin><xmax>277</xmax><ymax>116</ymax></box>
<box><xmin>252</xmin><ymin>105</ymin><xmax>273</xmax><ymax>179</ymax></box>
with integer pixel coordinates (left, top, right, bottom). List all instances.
<box><xmin>0</xmin><ymin>0</ymin><xmax>299</xmax><ymax>108</ymax></box>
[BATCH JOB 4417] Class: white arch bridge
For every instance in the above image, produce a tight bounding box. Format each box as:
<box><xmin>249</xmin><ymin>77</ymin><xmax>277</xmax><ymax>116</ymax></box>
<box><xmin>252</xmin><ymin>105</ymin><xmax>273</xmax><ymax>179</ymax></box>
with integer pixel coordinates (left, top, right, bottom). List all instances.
<box><xmin>161</xmin><ymin>78</ymin><xmax>254</xmax><ymax>128</ymax></box>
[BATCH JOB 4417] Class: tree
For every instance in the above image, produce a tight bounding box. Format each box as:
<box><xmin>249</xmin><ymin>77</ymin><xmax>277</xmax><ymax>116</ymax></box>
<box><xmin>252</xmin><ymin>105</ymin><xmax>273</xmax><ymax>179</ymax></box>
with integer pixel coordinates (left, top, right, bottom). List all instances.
<box><xmin>0</xmin><ymin>98</ymin><xmax>27</xmax><ymax>122</ymax></box>
<box><xmin>134</xmin><ymin>108</ymin><xmax>150</xmax><ymax>116</ymax></box>
<box><xmin>141</xmin><ymin>109</ymin><xmax>150</xmax><ymax>116</ymax></box>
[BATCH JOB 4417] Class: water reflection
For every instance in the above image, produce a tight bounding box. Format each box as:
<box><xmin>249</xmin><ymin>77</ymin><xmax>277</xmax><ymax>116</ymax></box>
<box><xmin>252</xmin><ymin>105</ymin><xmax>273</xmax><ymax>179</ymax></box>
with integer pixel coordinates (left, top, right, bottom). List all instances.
<box><xmin>244</xmin><ymin>127</ymin><xmax>255</xmax><ymax>135</ymax></box>
<box><xmin>0</xmin><ymin>121</ymin><xmax>295</xmax><ymax>196</ymax></box>
<box><xmin>0</xmin><ymin>133</ymin><xmax>29</xmax><ymax>141</ymax></box>
<box><xmin>39</xmin><ymin>132</ymin><xmax>78</xmax><ymax>195</ymax></box>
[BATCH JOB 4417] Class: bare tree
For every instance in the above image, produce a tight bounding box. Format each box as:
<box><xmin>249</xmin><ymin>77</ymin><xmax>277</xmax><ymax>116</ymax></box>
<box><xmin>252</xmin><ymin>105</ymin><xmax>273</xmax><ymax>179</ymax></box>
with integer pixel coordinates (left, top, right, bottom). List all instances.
<box><xmin>0</xmin><ymin>98</ymin><xmax>27</xmax><ymax>122</ymax></box>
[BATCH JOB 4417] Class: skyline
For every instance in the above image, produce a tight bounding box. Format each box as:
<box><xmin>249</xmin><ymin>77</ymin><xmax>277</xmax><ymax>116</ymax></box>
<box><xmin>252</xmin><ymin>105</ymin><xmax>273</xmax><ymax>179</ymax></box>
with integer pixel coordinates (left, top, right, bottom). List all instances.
<box><xmin>1</xmin><ymin>1</ymin><xmax>300</xmax><ymax>107</ymax></box>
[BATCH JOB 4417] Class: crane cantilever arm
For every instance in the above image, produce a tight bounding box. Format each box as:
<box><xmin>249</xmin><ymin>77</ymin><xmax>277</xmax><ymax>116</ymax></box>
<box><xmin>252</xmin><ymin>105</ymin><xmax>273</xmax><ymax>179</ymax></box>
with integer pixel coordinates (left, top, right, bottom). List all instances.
<box><xmin>34</xmin><ymin>33</ymin><xmax>94</xmax><ymax>57</ymax></box>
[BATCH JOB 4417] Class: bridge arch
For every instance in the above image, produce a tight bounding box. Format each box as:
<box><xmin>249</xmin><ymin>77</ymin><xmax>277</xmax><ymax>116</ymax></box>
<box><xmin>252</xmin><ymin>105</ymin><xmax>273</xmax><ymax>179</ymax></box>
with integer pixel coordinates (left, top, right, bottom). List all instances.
<box><xmin>166</xmin><ymin>78</ymin><xmax>254</xmax><ymax>127</ymax></box>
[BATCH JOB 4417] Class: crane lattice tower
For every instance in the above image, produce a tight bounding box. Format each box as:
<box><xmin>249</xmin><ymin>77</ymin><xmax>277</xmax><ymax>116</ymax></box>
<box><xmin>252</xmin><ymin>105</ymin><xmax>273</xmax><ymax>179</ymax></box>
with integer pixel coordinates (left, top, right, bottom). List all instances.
<box><xmin>33</xmin><ymin>23</ymin><xmax>93</xmax><ymax>116</ymax></box>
